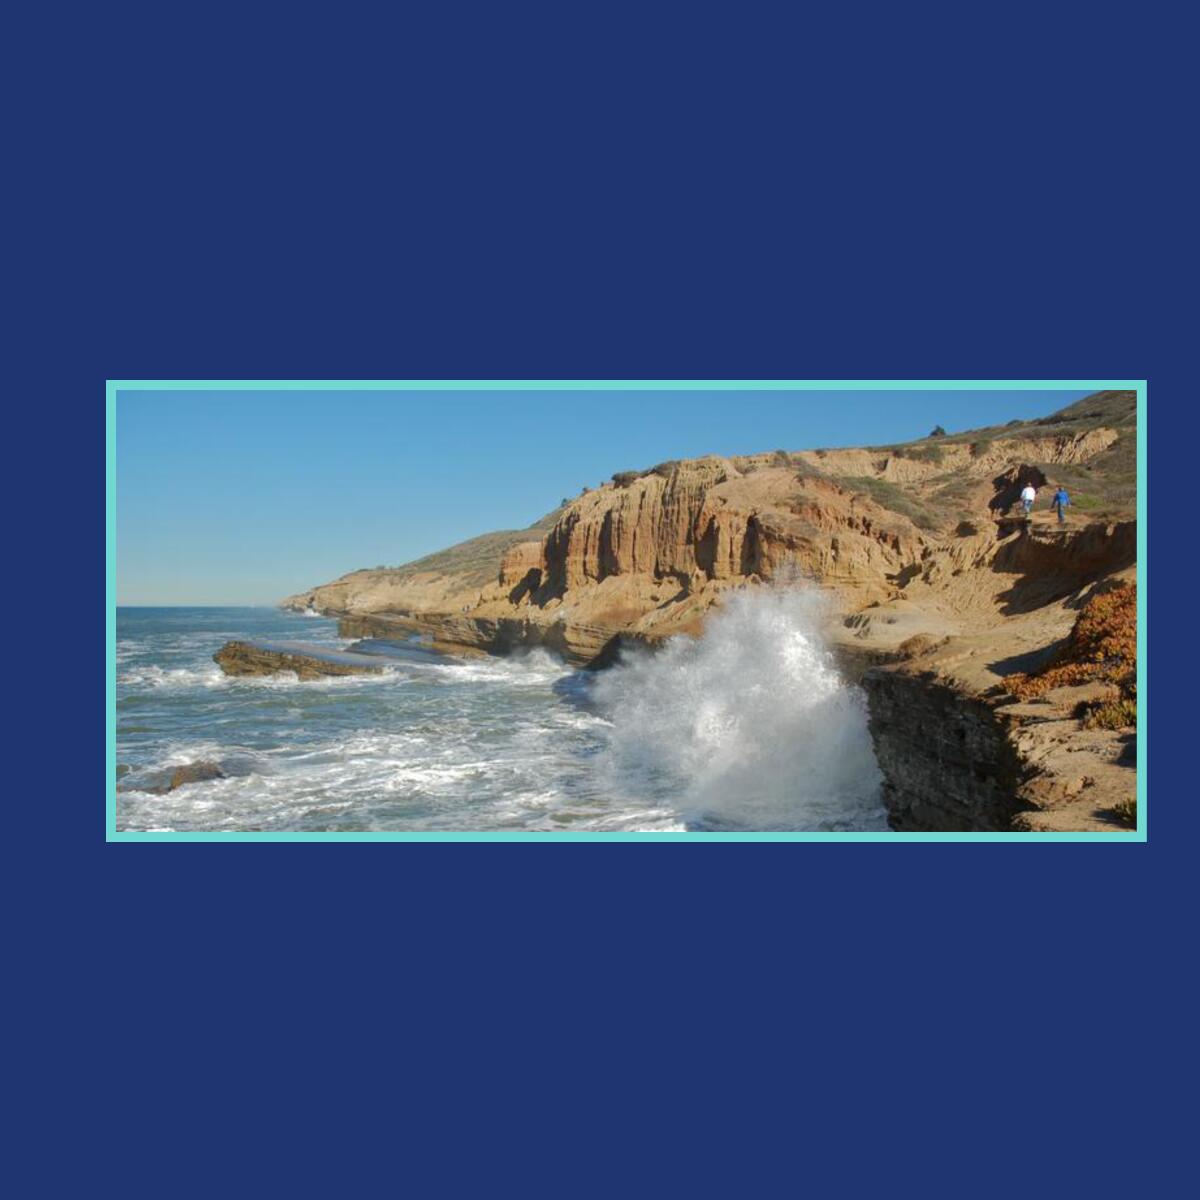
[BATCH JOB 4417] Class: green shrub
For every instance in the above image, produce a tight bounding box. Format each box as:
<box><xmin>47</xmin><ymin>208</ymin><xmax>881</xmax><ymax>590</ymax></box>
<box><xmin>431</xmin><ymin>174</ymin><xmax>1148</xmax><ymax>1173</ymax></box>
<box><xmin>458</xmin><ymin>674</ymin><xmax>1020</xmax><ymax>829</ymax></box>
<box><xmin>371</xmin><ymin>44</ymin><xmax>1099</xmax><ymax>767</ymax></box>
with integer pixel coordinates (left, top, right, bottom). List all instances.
<box><xmin>611</xmin><ymin>471</ymin><xmax>639</xmax><ymax>487</ymax></box>
<box><xmin>1079</xmin><ymin>696</ymin><xmax>1137</xmax><ymax>730</ymax></box>
<box><xmin>1109</xmin><ymin>797</ymin><xmax>1137</xmax><ymax>827</ymax></box>
<box><xmin>928</xmin><ymin>425</ymin><xmax>947</xmax><ymax>437</ymax></box>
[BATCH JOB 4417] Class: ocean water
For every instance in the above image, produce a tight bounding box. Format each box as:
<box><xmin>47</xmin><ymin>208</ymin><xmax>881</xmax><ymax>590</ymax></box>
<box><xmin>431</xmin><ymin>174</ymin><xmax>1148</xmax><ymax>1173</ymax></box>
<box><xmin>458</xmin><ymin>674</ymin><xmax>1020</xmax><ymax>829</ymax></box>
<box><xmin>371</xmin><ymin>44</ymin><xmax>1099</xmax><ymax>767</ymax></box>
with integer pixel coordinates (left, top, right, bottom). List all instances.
<box><xmin>115</xmin><ymin>591</ymin><xmax>886</xmax><ymax>833</ymax></box>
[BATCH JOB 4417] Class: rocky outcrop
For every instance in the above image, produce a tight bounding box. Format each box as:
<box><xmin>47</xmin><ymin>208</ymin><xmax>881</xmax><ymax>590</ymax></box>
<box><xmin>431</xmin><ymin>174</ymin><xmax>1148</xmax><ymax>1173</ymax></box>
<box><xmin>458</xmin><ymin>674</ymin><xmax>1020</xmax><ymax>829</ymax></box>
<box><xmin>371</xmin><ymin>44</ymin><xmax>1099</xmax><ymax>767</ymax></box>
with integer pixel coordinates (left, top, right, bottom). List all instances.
<box><xmin>167</xmin><ymin>762</ymin><xmax>226</xmax><ymax>790</ymax></box>
<box><xmin>336</xmin><ymin>611</ymin><xmax>661</xmax><ymax>669</ymax></box>
<box><xmin>116</xmin><ymin>760</ymin><xmax>227</xmax><ymax>796</ymax></box>
<box><xmin>214</xmin><ymin>641</ymin><xmax>384</xmax><ymax>679</ymax></box>
<box><xmin>864</xmin><ymin>663</ymin><xmax>1136</xmax><ymax>832</ymax></box>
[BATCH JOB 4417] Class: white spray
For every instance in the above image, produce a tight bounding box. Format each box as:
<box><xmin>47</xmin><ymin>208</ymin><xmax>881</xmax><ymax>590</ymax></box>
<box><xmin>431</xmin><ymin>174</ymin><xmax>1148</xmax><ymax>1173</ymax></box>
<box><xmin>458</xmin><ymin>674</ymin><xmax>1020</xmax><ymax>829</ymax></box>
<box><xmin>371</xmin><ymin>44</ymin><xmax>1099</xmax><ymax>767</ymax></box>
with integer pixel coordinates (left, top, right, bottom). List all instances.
<box><xmin>592</xmin><ymin>585</ymin><xmax>887</xmax><ymax>831</ymax></box>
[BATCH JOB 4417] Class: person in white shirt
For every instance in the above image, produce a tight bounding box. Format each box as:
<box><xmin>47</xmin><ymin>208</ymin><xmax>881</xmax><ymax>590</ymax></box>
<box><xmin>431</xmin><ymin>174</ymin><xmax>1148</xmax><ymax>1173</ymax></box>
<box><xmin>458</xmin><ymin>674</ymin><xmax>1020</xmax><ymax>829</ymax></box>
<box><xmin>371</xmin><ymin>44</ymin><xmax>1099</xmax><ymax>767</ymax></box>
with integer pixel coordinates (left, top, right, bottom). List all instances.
<box><xmin>1020</xmin><ymin>483</ymin><xmax>1037</xmax><ymax>514</ymax></box>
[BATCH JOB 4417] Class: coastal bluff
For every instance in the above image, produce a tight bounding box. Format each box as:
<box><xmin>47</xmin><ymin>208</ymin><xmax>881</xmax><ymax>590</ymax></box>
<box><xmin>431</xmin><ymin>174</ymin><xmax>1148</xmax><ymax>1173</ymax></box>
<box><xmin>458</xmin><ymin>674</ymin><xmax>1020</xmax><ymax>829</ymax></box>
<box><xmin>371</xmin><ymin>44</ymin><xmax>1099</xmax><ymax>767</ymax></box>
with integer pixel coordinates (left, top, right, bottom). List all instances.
<box><xmin>281</xmin><ymin>391</ymin><xmax>1138</xmax><ymax>832</ymax></box>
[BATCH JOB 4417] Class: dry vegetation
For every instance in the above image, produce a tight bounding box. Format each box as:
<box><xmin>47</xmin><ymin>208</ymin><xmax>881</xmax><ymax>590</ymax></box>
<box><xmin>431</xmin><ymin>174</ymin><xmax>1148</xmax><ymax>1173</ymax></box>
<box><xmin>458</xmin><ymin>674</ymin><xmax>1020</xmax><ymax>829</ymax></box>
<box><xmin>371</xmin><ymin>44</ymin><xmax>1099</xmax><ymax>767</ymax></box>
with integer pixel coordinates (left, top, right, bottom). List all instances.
<box><xmin>1033</xmin><ymin>432</ymin><xmax>1136</xmax><ymax>518</ymax></box>
<box><xmin>839</xmin><ymin>476</ymin><xmax>939</xmax><ymax>530</ymax></box>
<box><xmin>919</xmin><ymin>389</ymin><xmax>1136</xmax><ymax>448</ymax></box>
<box><xmin>376</xmin><ymin>508</ymin><xmax>563</xmax><ymax>586</ymax></box>
<box><xmin>945</xmin><ymin>390</ymin><xmax>1137</xmax><ymax>520</ymax></box>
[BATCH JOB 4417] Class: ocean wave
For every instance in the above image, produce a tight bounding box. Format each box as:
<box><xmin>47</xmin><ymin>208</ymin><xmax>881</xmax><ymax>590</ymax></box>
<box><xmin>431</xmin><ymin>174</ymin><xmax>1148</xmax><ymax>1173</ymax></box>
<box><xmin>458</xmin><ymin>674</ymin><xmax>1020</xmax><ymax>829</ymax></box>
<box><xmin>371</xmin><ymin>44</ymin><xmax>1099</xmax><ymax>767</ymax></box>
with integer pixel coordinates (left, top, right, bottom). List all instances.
<box><xmin>119</xmin><ymin>664</ymin><xmax>226</xmax><ymax>690</ymax></box>
<box><xmin>592</xmin><ymin>586</ymin><xmax>886</xmax><ymax>831</ymax></box>
<box><xmin>435</xmin><ymin>649</ymin><xmax>574</xmax><ymax>687</ymax></box>
<box><xmin>115</xmin><ymin>597</ymin><xmax>884</xmax><ymax>833</ymax></box>
<box><xmin>118</xmin><ymin>661</ymin><xmax>411</xmax><ymax>693</ymax></box>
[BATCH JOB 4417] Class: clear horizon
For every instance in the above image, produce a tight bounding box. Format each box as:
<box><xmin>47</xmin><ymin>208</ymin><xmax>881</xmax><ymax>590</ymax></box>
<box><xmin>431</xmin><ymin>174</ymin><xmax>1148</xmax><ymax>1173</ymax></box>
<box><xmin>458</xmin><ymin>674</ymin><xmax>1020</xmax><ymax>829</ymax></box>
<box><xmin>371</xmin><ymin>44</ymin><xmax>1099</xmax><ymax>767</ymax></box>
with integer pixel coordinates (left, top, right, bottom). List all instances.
<box><xmin>117</xmin><ymin>388</ymin><xmax>1092</xmax><ymax>605</ymax></box>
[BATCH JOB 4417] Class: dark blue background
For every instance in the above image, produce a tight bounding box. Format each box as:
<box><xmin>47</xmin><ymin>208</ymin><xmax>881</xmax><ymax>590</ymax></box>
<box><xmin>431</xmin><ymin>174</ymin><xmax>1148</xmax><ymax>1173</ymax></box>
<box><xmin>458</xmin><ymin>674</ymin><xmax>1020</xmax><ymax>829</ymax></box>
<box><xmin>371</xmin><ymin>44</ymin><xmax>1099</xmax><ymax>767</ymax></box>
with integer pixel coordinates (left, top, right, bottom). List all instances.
<box><xmin>16</xmin><ymin>1</ymin><xmax>1193</xmax><ymax>1195</ymax></box>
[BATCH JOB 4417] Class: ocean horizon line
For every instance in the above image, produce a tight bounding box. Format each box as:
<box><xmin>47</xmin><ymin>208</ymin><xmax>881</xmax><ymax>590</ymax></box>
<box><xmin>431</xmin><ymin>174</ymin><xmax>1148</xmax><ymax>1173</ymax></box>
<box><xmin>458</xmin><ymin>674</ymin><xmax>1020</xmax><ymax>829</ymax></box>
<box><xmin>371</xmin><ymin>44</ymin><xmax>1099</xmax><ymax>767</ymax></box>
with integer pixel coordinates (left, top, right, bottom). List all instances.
<box><xmin>117</xmin><ymin>602</ymin><xmax>281</xmax><ymax>609</ymax></box>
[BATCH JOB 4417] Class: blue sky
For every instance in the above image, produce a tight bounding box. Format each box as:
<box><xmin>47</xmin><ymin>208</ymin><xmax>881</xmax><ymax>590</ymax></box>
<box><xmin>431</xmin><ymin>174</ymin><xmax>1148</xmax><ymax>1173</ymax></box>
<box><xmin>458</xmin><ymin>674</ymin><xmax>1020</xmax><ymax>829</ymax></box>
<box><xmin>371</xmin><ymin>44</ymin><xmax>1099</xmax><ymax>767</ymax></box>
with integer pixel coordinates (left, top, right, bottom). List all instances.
<box><xmin>116</xmin><ymin>389</ymin><xmax>1092</xmax><ymax>604</ymax></box>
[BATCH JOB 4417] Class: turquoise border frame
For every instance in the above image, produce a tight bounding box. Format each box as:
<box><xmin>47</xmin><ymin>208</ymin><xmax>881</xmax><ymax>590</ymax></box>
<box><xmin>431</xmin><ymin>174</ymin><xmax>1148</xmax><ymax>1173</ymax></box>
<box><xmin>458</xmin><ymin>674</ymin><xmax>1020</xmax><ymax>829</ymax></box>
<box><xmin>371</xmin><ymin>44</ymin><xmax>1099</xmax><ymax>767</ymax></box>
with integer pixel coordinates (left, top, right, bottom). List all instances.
<box><xmin>106</xmin><ymin>380</ymin><xmax>1147</xmax><ymax>843</ymax></box>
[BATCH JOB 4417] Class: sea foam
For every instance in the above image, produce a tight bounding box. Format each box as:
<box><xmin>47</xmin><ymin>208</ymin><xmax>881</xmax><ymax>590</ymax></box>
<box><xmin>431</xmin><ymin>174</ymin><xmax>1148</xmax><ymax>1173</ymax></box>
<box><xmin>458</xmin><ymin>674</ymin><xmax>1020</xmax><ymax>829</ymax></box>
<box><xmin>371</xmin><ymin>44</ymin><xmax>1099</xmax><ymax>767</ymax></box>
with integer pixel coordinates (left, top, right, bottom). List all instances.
<box><xmin>592</xmin><ymin>585</ymin><xmax>886</xmax><ymax>831</ymax></box>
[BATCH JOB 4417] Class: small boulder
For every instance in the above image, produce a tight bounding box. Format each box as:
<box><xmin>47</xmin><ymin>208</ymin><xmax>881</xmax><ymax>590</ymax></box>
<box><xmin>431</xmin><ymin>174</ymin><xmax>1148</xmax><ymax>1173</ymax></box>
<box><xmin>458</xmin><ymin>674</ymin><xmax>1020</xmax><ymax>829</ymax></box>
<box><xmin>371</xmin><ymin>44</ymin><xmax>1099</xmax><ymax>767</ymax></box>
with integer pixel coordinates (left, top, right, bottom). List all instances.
<box><xmin>167</xmin><ymin>761</ymin><xmax>225</xmax><ymax>791</ymax></box>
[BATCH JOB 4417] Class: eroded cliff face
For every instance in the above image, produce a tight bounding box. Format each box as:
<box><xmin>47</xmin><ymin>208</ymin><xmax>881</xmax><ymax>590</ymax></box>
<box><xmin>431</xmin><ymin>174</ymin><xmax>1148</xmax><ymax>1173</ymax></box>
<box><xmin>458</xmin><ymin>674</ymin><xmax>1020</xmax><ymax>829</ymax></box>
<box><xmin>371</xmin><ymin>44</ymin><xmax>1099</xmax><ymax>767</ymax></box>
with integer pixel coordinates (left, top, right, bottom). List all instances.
<box><xmin>865</xmin><ymin>672</ymin><xmax>1027</xmax><ymax>831</ymax></box>
<box><xmin>287</xmin><ymin>455</ymin><xmax>936</xmax><ymax>662</ymax></box>
<box><xmin>488</xmin><ymin>459</ymin><xmax>927</xmax><ymax>617</ymax></box>
<box><xmin>481</xmin><ymin>469</ymin><xmax>940</xmax><ymax>670</ymax></box>
<box><xmin>862</xmin><ymin>617</ymin><xmax>1138</xmax><ymax>833</ymax></box>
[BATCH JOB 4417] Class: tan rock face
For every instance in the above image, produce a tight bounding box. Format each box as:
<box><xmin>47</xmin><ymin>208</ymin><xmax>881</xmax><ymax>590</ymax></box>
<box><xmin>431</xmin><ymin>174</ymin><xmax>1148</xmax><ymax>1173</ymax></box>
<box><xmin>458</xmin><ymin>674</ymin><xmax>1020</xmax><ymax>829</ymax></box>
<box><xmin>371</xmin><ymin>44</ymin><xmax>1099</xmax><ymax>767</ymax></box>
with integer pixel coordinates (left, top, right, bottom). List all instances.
<box><xmin>498</xmin><ymin>540</ymin><xmax>545</xmax><ymax>587</ymax></box>
<box><xmin>283</xmin><ymin>570</ymin><xmax>485</xmax><ymax>617</ymax></box>
<box><xmin>525</xmin><ymin>462</ymin><xmax>926</xmax><ymax>608</ymax></box>
<box><xmin>537</xmin><ymin>458</ymin><xmax>728</xmax><ymax>591</ymax></box>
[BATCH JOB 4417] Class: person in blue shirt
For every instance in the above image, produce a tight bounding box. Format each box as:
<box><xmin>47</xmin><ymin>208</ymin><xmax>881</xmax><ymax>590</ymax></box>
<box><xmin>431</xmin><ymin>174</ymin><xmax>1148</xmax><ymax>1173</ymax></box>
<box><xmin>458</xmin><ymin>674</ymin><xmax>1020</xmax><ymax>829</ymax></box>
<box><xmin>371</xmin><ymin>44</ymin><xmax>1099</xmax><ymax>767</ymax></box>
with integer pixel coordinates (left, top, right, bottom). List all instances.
<box><xmin>1052</xmin><ymin>485</ymin><xmax>1070</xmax><ymax>524</ymax></box>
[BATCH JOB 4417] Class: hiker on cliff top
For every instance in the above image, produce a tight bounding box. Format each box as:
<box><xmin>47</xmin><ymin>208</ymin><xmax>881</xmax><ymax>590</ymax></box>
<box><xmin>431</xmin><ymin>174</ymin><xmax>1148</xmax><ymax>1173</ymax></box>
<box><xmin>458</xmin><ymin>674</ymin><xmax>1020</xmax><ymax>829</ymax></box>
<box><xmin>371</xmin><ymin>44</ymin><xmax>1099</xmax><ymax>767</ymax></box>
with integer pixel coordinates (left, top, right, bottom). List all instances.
<box><xmin>1020</xmin><ymin>483</ymin><xmax>1037</xmax><ymax>515</ymax></box>
<box><xmin>1052</xmin><ymin>485</ymin><xmax>1070</xmax><ymax>524</ymax></box>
